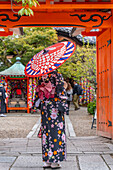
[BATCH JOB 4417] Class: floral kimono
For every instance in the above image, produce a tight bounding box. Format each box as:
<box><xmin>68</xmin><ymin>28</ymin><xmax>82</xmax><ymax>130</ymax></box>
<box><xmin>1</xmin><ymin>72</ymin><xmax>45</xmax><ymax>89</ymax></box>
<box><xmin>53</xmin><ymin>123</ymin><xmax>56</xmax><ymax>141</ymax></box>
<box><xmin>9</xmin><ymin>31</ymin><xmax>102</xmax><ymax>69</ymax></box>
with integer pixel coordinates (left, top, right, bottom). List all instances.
<box><xmin>36</xmin><ymin>71</ymin><xmax>68</xmax><ymax>163</ymax></box>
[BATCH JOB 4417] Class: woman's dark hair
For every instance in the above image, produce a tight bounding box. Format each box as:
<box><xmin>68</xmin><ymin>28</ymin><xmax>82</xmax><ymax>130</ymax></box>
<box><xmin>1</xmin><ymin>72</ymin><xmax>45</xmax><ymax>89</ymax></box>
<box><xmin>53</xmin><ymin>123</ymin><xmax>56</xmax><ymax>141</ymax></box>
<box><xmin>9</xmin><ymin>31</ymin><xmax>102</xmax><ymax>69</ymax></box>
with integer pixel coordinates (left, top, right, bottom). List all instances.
<box><xmin>3</xmin><ymin>83</ymin><xmax>5</xmax><ymax>86</ymax></box>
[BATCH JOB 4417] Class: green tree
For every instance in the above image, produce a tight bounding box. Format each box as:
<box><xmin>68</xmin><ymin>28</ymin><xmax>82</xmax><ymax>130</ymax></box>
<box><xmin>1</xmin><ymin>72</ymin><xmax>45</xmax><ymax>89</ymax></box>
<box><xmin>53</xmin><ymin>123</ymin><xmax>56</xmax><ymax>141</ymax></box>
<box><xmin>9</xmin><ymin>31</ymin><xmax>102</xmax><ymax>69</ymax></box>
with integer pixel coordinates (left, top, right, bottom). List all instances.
<box><xmin>13</xmin><ymin>0</ymin><xmax>40</xmax><ymax>16</ymax></box>
<box><xmin>58</xmin><ymin>44</ymin><xmax>96</xmax><ymax>87</ymax></box>
<box><xmin>0</xmin><ymin>37</ymin><xmax>13</xmax><ymax>70</ymax></box>
<box><xmin>0</xmin><ymin>27</ymin><xmax>57</xmax><ymax>71</ymax></box>
<box><xmin>0</xmin><ymin>28</ymin><xmax>96</xmax><ymax>88</ymax></box>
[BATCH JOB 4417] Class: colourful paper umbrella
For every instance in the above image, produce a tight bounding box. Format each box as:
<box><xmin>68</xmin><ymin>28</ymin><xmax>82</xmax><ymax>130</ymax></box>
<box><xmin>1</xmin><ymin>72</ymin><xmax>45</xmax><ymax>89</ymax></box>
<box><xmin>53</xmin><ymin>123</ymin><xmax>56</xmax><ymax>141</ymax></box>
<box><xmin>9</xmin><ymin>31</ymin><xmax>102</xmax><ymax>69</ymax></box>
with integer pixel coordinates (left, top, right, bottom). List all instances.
<box><xmin>25</xmin><ymin>41</ymin><xmax>76</xmax><ymax>77</ymax></box>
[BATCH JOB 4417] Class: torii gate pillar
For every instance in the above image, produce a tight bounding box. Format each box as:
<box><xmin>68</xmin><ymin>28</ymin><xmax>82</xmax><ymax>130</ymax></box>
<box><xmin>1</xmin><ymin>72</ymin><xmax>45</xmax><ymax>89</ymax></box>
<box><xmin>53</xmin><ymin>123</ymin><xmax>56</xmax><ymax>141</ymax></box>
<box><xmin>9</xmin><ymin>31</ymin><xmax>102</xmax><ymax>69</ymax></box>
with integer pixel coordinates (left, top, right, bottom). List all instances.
<box><xmin>96</xmin><ymin>23</ymin><xmax>113</xmax><ymax>139</ymax></box>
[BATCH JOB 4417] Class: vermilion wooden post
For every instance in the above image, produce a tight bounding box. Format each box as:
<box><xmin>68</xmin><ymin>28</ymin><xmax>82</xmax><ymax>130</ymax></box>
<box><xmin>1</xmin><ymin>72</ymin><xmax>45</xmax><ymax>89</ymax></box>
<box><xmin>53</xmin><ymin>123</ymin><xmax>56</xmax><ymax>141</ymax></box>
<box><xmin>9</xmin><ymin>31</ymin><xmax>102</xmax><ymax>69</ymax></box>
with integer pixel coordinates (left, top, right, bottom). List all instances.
<box><xmin>97</xmin><ymin>29</ymin><xmax>112</xmax><ymax>138</ymax></box>
<box><xmin>5</xmin><ymin>76</ymin><xmax>8</xmax><ymax>113</ymax></box>
<box><xmin>27</xmin><ymin>77</ymin><xmax>30</xmax><ymax>113</ymax></box>
<box><xmin>96</xmin><ymin>35</ymin><xmax>99</xmax><ymax>135</ymax></box>
<box><xmin>111</xmin><ymin>9</ymin><xmax>113</xmax><ymax>139</ymax></box>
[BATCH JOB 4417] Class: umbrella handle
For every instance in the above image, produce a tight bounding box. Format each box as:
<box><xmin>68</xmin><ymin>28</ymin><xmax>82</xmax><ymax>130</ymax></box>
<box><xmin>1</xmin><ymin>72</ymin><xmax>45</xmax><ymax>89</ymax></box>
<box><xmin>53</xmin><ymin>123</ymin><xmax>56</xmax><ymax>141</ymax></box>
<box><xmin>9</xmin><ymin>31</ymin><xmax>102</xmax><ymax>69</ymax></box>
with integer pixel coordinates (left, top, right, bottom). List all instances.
<box><xmin>43</xmin><ymin>49</ymin><xmax>49</xmax><ymax>54</ymax></box>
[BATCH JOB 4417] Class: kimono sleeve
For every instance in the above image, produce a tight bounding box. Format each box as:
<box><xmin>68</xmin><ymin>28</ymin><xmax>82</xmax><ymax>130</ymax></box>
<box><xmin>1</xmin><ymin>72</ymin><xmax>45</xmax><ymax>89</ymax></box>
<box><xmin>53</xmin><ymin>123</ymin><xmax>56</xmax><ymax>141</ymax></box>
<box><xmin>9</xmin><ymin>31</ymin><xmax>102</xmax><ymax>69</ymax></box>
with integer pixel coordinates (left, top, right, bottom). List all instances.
<box><xmin>55</xmin><ymin>72</ymin><xmax>69</xmax><ymax>115</ymax></box>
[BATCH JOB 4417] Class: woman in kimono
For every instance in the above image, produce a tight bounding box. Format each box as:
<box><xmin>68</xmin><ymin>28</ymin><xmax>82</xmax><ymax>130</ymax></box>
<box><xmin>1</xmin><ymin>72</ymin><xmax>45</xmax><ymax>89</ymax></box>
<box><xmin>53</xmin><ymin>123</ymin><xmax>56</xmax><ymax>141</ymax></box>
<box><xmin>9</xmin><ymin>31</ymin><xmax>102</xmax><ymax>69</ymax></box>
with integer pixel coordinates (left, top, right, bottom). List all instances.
<box><xmin>36</xmin><ymin>71</ymin><xmax>68</xmax><ymax>169</ymax></box>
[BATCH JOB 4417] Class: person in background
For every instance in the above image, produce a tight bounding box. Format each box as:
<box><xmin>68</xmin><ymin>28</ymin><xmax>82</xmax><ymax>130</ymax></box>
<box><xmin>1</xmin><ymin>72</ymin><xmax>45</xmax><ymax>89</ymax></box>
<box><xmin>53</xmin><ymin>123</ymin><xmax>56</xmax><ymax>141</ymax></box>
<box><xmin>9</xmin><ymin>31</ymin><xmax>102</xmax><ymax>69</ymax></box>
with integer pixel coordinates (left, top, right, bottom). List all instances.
<box><xmin>3</xmin><ymin>83</ymin><xmax>7</xmax><ymax>114</ymax></box>
<box><xmin>70</xmin><ymin>79</ymin><xmax>74</xmax><ymax>88</ymax></box>
<box><xmin>63</xmin><ymin>81</ymin><xmax>68</xmax><ymax>90</ymax></box>
<box><xmin>66</xmin><ymin>83</ymin><xmax>73</xmax><ymax>111</ymax></box>
<box><xmin>73</xmin><ymin>80</ymin><xmax>80</xmax><ymax>111</ymax></box>
<box><xmin>0</xmin><ymin>83</ymin><xmax>7</xmax><ymax>117</ymax></box>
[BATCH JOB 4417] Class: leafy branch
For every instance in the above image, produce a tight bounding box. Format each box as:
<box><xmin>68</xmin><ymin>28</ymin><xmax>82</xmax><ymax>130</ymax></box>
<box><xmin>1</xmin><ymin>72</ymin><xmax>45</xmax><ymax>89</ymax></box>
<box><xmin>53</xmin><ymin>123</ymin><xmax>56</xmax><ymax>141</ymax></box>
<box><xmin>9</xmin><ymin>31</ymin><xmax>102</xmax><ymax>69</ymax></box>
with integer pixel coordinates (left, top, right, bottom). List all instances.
<box><xmin>58</xmin><ymin>45</ymin><xmax>96</xmax><ymax>88</ymax></box>
<box><xmin>13</xmin><ymin>0</ymin><xmax>40</xmax><ymax>16</ymax></box>
<box><xmin>0</xmin><ymin>38</ymin><xmax>11</xmax><ymax>67</ymax></box>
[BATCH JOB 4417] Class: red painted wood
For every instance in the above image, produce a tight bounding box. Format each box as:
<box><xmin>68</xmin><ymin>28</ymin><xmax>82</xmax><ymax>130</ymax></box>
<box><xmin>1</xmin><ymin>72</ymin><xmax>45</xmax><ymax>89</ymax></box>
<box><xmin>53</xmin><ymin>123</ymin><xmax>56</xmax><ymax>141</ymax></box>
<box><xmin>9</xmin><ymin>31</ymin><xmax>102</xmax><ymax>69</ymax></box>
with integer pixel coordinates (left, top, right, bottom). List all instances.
<box><xmin>110</xmin><ymin>9</ymin><xmax>113</xmax><ymax>139</ymax></box>
<box><xmin>8</xmin><ymin>107</ymin><xmax>27</xmax><ymax>110</ymax></box>
<box><xmin>27</xmin><ymin>78</ymin><xmax>30</xmax><ymax>113</ymax></box>
<box><xmin>5</xmin><ymin>77</ymin><xmax>8</xmax><ymax>113</ymax></box>
<box><xmin>82</xmin><ymin>31</ymin><xmax>102</xmax><ymax>36</ymax></box>
<box><xmin>97</xmin><ymin>29</ymin><xmax>112</xmax><ymax>139</ymax></box>
<box><xmin>0</xmin><ymin>10</ymin><xmax>111</xmax><ymax>30</ymax></box>
<box><xmin>0</xmin><ymin>31</ymin><xmax>13</xmax><ymax>36</ymax></box>
<box><xmin>7</xmin><ymin>77</ymin><xmax>27</xmax><ymax>80</ymax></box>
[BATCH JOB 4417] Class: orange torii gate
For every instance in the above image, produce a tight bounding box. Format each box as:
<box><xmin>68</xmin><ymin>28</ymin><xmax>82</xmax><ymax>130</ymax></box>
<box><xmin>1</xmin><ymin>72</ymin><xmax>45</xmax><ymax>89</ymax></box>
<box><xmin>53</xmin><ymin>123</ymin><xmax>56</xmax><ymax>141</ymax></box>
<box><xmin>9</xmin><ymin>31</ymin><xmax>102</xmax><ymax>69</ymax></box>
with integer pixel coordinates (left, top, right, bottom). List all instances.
<box><xmin>0</xmin><ymin>0</ymin><xmax>113</xmax><ymax>139</ymax></box>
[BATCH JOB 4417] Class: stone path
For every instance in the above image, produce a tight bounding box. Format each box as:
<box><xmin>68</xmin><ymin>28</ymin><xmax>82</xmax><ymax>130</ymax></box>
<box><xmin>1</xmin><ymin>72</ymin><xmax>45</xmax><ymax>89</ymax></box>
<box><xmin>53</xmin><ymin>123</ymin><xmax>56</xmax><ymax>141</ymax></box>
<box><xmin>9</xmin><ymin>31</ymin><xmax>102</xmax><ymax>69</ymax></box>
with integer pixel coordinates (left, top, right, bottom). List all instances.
<box><xmin>69</xmin><ymin>104</ymin><xmax>96</xmax><ymax>137</ymax></box>
<box><xmin>0</xmin><ymin>136</ymin><xmax>113</xmax><ymax>169</ymax></box>
<box><xmin>0</xmin><ymin>107</ymin><xmax>113</xmax><ymax>169</ymax></box>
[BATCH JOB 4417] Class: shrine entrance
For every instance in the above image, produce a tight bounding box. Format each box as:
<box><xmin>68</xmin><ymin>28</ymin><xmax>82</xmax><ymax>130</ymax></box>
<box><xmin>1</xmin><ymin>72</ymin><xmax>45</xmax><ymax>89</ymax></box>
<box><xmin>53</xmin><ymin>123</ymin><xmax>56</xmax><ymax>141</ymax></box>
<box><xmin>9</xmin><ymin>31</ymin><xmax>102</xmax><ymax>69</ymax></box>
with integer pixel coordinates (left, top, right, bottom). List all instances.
<box><xmin>7</xmin><ymin>78</ymin><xmax>27</xmax><ymax>112</ymax></box>
<box><xmin>0</xmin><ymin>0</ymin><xmax>113</xmax><ymax>139</ymax></box>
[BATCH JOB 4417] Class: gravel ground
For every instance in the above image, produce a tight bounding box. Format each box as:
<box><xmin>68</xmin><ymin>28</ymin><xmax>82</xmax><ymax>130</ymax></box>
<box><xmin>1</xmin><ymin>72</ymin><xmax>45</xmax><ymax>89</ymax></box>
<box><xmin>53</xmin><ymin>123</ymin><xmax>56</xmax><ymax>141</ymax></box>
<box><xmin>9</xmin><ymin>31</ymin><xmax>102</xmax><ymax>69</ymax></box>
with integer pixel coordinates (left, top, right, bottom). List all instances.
<box><xmin>0</xmin><ymin>114</ymin><xmax>39</xmax><ymax>138</ymax></box>
<box><xmin>69</xmin><ymin>103</ymin><xmax>96</xmax><ymax>137</ymax></box>
<box><xmin>0</xmin><ymin>104</ymin><xmax>96</xmax><ymax>138</ymax></box>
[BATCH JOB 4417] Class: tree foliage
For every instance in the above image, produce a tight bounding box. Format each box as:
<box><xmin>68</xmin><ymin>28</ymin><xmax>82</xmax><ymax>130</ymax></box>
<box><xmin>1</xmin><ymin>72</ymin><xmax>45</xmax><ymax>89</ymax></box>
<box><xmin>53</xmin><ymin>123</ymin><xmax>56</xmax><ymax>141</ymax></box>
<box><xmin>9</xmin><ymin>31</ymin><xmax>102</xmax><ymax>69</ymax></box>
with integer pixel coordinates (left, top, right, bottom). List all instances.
<box><xmin>58</xmin><ymin>44</ymin><xmax>96</xmax><ymax>87</ymax></box>
<box><xmin>13</xmin><ymin>0</ymin><xmax>40</xmax><ymax>16</ymax></box>
<box><xmin>0</xmin><ymin>27</ymin><xmax>96</xmax><ymax>87</ymax></box>
<box><xmin>0</xmin><ymin>27</ymin><xmax>57</xmax><ymax>71</ymax></box>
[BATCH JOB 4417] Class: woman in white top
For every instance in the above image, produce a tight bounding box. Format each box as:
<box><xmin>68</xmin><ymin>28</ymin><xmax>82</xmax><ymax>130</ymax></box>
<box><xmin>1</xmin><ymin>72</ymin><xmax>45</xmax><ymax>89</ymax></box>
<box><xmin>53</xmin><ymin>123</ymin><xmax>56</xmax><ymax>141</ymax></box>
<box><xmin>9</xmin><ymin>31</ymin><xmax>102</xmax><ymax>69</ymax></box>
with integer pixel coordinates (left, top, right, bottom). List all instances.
<box><xmin>66</xmin><ymin>83</ymin><xmax>73</xmax><ymax>109</ymax></box>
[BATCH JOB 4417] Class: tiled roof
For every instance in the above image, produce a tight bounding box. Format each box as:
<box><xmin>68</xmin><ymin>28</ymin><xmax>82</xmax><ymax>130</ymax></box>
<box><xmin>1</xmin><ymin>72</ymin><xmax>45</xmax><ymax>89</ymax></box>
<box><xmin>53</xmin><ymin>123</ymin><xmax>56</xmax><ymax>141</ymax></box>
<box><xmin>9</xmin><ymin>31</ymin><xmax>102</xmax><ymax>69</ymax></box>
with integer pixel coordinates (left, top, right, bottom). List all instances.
<box><xmin>54</xmin><ymin>27</ymin><xmax>96</xmax><ymax>45</ymax></box>
<box><xmin>0</xmin><ymin>57</ymin><xmax>25</xmax><ymax>76</ymax></box>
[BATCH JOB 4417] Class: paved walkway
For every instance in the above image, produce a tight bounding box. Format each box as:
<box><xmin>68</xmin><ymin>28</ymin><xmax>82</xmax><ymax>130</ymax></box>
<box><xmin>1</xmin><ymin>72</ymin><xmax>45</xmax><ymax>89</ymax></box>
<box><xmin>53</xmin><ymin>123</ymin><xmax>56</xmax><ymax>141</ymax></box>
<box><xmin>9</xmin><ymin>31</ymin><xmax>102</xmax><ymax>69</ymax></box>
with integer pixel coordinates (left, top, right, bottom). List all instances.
<box><xmin>0</xmin><ymin>113</ymin><xmax>113</xmax><ymax>169</ymax></box>
<box><xmin>0</xmin><ymin>136</ymin><xmax>113</xmax><ymax>170</ymax></box>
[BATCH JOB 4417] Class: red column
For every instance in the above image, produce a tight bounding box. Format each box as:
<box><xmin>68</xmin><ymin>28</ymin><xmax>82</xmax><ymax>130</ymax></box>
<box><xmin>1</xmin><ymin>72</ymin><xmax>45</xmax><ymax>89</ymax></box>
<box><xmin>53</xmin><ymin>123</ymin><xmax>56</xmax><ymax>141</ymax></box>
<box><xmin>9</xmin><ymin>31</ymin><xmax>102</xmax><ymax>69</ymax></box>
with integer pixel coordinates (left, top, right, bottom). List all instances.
<box><xmin>27</xmin><ymin>77</ymin><xmax>30</xmax><ymax>113</ymax></box>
